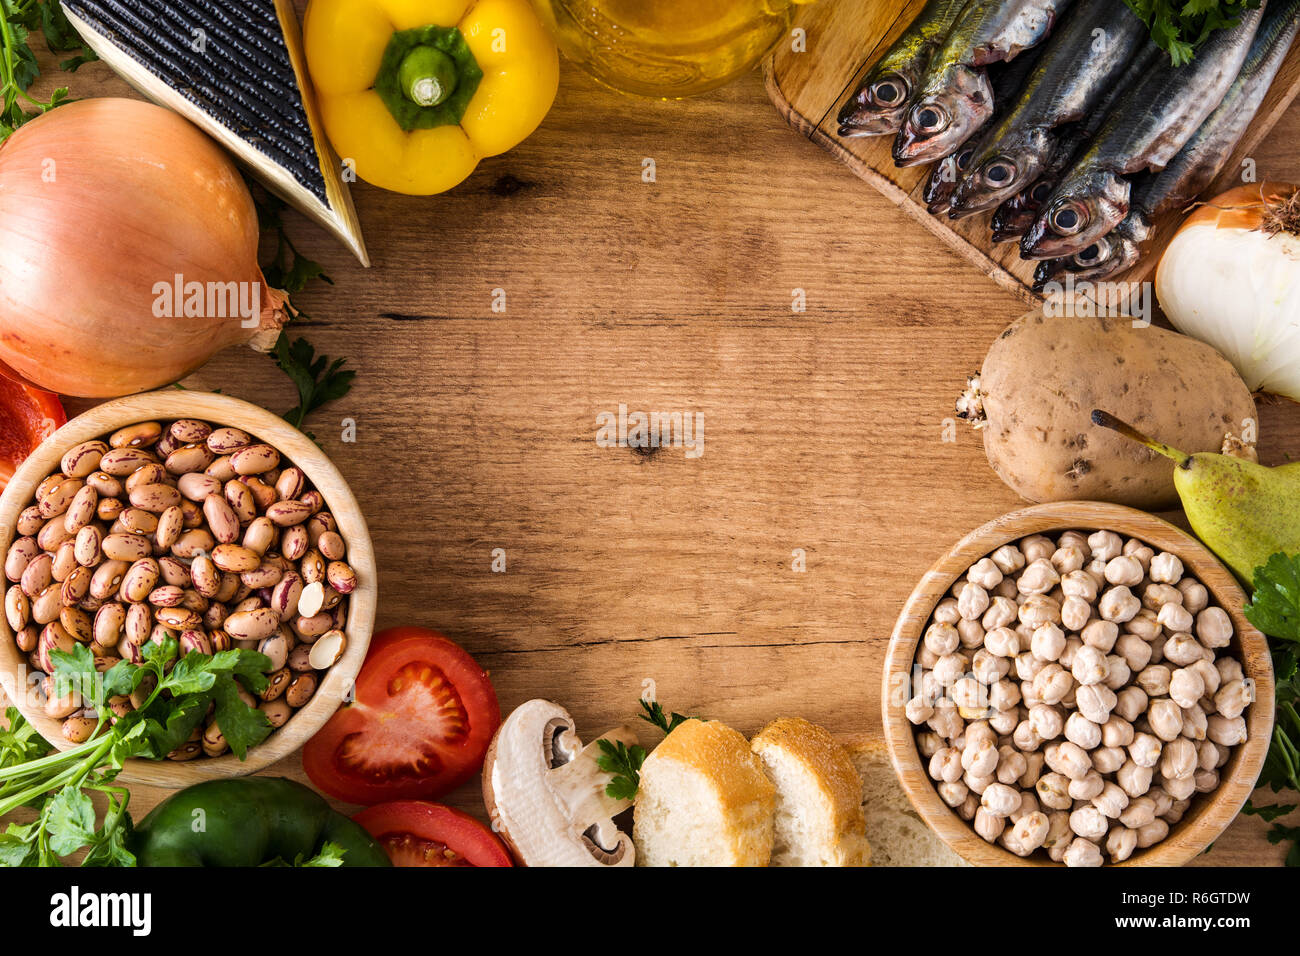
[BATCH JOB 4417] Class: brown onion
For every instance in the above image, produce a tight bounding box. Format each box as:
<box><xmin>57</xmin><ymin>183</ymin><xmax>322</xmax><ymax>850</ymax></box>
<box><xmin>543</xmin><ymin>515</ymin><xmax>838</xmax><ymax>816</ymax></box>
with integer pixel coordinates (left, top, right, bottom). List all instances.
<box><xmin>0</xmin><ymin>98</ymin><xmax>287</xmax><ymax>397</ymax></box>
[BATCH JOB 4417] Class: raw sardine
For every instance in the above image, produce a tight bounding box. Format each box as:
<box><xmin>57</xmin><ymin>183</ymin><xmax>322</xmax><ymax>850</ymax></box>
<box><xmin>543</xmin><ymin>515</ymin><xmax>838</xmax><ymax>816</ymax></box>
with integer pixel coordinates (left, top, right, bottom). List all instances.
<box><xmin>1033</xmin><ymin>0</ymin><xmax>1300</xmax><ymax>288</ymax></box>
<box><xmin>948</xmin><ymin>0</ymin><xmax>1147</xmax><ymax>218</ymax></box>
<box><xmin>1020</xmin><ymin>4</ymin><xmax>1267</xmax><ymax>260</ymax></box>
<box><xmin>893</xmin><ymin>0</ymin><xmax>1072</xmax><ymax>167</ymax></box>
<box><xmin>839</xmin><ymin>0</ymin><xmax>973</xmax><ymax>137</ymax></box>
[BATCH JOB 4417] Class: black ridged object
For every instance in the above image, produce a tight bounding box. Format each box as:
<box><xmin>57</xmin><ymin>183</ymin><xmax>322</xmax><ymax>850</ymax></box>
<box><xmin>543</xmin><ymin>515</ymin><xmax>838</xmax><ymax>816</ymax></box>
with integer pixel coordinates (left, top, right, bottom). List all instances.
<box><xmin>62</xmin><ymin>0</ymin><xmax>327</xmax><ymax>205</ymax></box>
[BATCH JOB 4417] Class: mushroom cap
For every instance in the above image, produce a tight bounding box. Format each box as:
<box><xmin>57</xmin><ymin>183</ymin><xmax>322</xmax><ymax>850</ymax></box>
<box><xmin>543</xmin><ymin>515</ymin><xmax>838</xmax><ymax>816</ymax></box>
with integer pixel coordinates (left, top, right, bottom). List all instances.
<box><xmin>482</xmin><ymin>699</ymin><xmax>636</xmax><ymax>867</ymax></box>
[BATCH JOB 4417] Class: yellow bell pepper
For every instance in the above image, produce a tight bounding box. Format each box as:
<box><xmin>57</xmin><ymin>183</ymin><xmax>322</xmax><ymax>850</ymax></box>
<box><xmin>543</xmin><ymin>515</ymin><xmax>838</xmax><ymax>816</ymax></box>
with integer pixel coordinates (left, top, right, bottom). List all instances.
<box><xmin>304</xmin><ymin>0</ymin><xmax>559</xmax><ymax>195</ymax></box>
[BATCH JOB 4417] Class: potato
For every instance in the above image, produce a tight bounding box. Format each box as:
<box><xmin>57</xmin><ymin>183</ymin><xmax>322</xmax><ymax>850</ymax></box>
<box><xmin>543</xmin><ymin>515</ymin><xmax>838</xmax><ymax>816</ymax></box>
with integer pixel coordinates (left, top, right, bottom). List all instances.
<box><xmin>959</xmin><ymin>311</ymin><xmax>1257</xmax><ymax>509</ymax></box>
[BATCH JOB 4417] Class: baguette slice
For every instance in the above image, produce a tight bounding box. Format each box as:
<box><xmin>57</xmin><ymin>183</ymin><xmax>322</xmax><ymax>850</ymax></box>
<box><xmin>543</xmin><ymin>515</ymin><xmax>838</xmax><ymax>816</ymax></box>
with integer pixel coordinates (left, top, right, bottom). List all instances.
<box><xmin>633</xmin><ymin>719</ymin><xmax>775</xmax><ymax>867</ymax></box>
<box><xmin>752</xmin><ymin>718</ymin><xmax>871</xmax><ymax>867</ymax></box>
<box><xmin>850</xmin><ymin>738</ymin><xmax>969</xmax><ymax>867</ymax></box>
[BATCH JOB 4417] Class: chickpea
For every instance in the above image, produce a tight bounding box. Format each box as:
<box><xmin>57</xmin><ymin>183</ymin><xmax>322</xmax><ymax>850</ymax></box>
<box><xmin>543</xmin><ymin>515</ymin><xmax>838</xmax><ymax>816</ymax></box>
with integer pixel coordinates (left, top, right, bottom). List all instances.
<box><xmin>933</xmin><ymin>653</ymin><xmax>969</xmax><ymax>688</ymax></box>
<box><xmin>1018</xmin><ymin>594</ymin><xmax>1062</xmax><ymax>628</ymax></box>
<box><xmin>1163</xmin><ymin>773</ymin><xmax>1196</xmax><ymax>801</ymax></box>
<box><xmin>1115</xmin><ymin>685</ymin><xmax>1148</xmax><ymax>723</ymax></box>
<box><xmin>957</xmin><ymin>794</ymin><xmax>979</xmax><ymax>822</ymax></box>
<box><xmin>1189</xmin><ymin>658</ymin><xmax>1221</xmax><ymax>698</ymax></box>
<box><xmin>1099</xmin><ymin>715</ymin><xmax>1134</xmax><ymax>750</ymax></box>
<box><xmin>1088</xmin><ymin>530</ymin><xmax>1123</xmax><ymax>562</ymax></box>
<box><xmin>1051</xmin><ymin>546</ymin><xmax>1086</xmax><ymax>577</ymax></box>
<box><xmin>1126</xmin><ymin>608</ymin><xmax>1163</xmax><ymax>641</ymax></box>
<box><xmin>962</xmin><ymin>736</ymin><xmax>999</xmax><ymax>777</ymax></box>
<box><xmin>969</xmin><ymin>648</ymin><xmax>1006</xmax><ymax>685</ymax></box>
<box><xmin>1033</xmin><ymin>663</ymin><xmax>1073</xmax><ymax>705</ymax></box>
<box><xmin>1013</xmin><ymin>719</ymin><xmax>1042</xmax><ymax>752</ymax></box>
<box><xmin>984</xmin><ymin>626</ymin><xmax>1020</xmax><ymax>658</ymax></box>
<box><xmin>1117</xmin><ymin>759</ymin><xmax>1154</xmax><ymax>798</ymax></box>
<box><xmin>1157</xmin><ymin>602</ymin><xmax>1194</xmax><ymax>635</ymax></box>
<box><xmin>1036</xmin><ymin>771</ymin><xmax>1072</xmax><ymax>810</ymax></box>
<box><xmin>1207</xmin><ymin>714</ymin><xmax>1247</xmax><ymax>747</ymax></box>
<box><xmin>1099</xmin><ymin>586</ymin><xmax>1140</xmax><ymax>623</ymax></box>
<box><xmin>1159</xmin><ymin>737</ymin><xmax>1197</xmax><ymax>781</ymax></box>
<box><xmin>1106</xmin><ymin>826</ymin><xmax>1138</xmax><ymax>863</ymax></box>
<box><xmin>1075</xmin><ymin>684</ymin><xmax>1117</xmax><ymax>725</ymax></box>
<box><xmin>989</xmin><ymin>707</ymin><xmax>1019</xmax><ymax>735</ymax></box>
<box><xmin>974</xmin><ymin>806</ymin><xmax>1006</xmax><ymax>842</ymax></box>
<box><xmin>923</xmin><ymin>622</ymin><xmax>959</xmax><ymax>656</ymax></box>
<box><xmin>905</xmin><ymin>696</ymin><xmax>934</xmax><ymax>725</ymax></box>
<box><xmin>1214</xmin><ymin>679</ymin><xmax>1251</xmax><ymax>720</ymax></box>
<box><xmin>1104</xmin><ymin>656</ymin><xmax>1132</xmax><ymax>691</ymax></box>
<box><xmin>1060</xmin><ymin>595</ymin><xmax>1091</xmax><ymax>632</ymax></box>
<box><xmin>928</xmin><ymin>703</ymin><xmax>964</xmax><ymax>740</ymax></box>
<box><xmin>1148</xmin><ymin>699</ymin><xmax>1184</xmax><ymax>742</ymax></box>
<box><xmin>1194</xmin><ymin>768</ymin><xmax>1219</xmax><ymax>794</ymax></box>
<box><xmin>1059</xmin><ymin>637</ymin><xmax>1082</xmax><ymax>669</ymax></box>
<box><xmin>917</xmin><ymin>731</ymin><xmax>943</xmax><ymax>758</ymax></box>
<box><xmin>982</xmin><ymin>595</ymin><xmax>1018</xmax><ymax>631</ymax></box>
<box><xmin>1196</xmin><ymin>606</ymin><xmax>1233</xmax><ymax>648</ymax></box>
<box><xmin>937</xmin><ymin>781</ymin><xmax>968</xmax><ymax>808</ymax></box>
<box><xmin>1137</xmin><ymin>664</ymin><xmax>1172</xmax><ymax>697</ymax></box>
<box><xmin>996</xmin><ymin>745</ymin><xmax>1028</xmax><ymax>785</ymax></box>
<box><xmin>1124</xmin><ymin>540</ymin><xmax>1154</xmax><ymax>573</ymax></box>
<box><xmin>990</xmin><ymin>544</ymin><xmax>1026</xmax><ymax>575</ymax></box>
<box><xmin>1061</xmin><ymin>569</ymin><xmax>1099</xmax><ymax>603</ymax></box>
<box><xmin>1063</xmin><ymin>837</ymin><xmax>1104</xmax><ymax>867</ymax></box>
<box><xmin>964</xmin><ymin>770</ymin><xmax>994</xmax><ymax>795</ymax></box>
<box><xmin>1045</xmin><ymin>740</ymin><xmax>1091</xmax><ymax>781</ymax></box>
<box><xmin>1067</xmin><ymin>722</ymin><xmax>1107</xmax><ymax>774</ymax></box>
<box><xmin>1068</xmin><ymin>770</ymin><xmax>1105</xmax><ymax>801</ymax></box>
<box><xmin>1029</xmin><ymin>703</ymin><xmax>1064</xmax><ymax>740</ymax></box>
<box><xmin>979</xmin><ymin>782</ymin><xmax>1019</xmax><ymax>818</ymax></box>
<box><xmin>1216</xmin><ymin>657</ymin><xmax>1244</xmax><ymax>685</ymax></box>
<box><xmin>1017</xmin><ymin>558</ymin><xmax>1060</xmax><ymax>596</ymax></box>
<box><xmin>951</xmin><ymin>676</ymin><xmax>984</xmax><ymax>711</ymax></box>
<box><xmin>1197</xmin><ymin>740</ymin><xmax>1220</xmax><ymax>772</ymax></box>
<box><xmin>1071</xmin><ymin>644</ymin><xmax>1109</xmax><ymax>686</ymax></box>
<box><xmin>1129</xmin><ymin>733</ymin><xmax>1163</xmax><ymax>769</ymax></box>
<box><xmin>988</xmin><ymin>679</ymin><xmax>1020</xmax><ymax>713</ymax></box>
<box><xmin>1131</xmin><ymin>818</ymin><xmax>1168</xmax><ymax>849</ymax></box>
<box><xmin>1114</xmin><ymin>633</ymin><xmax>1152</xmax><ymax>673</ymax></box>
<box><xmin>1008</xmin><ymin>810</ymin><xmax>1049</xmax><ymax>852</ymax></box>
<box><xmin>1093</xmin><ymin>746</ymin><xmax>1125</xmax><ymax>775</ymax></box>
<box><xmin>1027</xmin><ymin>623</ymin><xmax>1064</xmax><ymax>662</ymax></box>
<box><xmin>1078</xmin><ymin>619</ymin><xmax>1118</xmax><ymax>654</ymax></box>
<box><xmin>1168</xmin><ymin>667</ymin><xmax>1205</xmax><ymax>709</ymax></box>
<box><xmin>1149</xmin><ymin>786</ymin><xmax>1174</xmax><ymax>817</ymax></box>
<box><xmin>1142</xmin><ymin>582</ymin><xmax>1182</xmax><ymax>611</ymax></box>
<box><xmin>957</xmin><ymin>582</ymin><xmax>990</xmax><ymax>621</ymax></box>
<box><xmin>929</xmin><ymin>747</ymin><xmax>963</xmax><ymax>783</ymax></box>
<box><xmin>1104</xmin><ymin>555</ymin><xmax>1144</xmax><ymax>587</ymax></box>
<box><xmin>1015</xmin><ymin>650</ymin><xmax>1047</xmax><ymax>682</ymax></box>
<box><xmin>933</xmin><ymin>598</ymin><xmax>961</xmax><ymax>625</ymax></box>
<box><xmin>1163</xmin><ymin>633</ymin><xmax>1204</xmax><ymax>667</ymax></box>
<box><xmin>1021</xmin><ymin>535</ymin><xmax>1055</xmax><ymax>563</ymax></box>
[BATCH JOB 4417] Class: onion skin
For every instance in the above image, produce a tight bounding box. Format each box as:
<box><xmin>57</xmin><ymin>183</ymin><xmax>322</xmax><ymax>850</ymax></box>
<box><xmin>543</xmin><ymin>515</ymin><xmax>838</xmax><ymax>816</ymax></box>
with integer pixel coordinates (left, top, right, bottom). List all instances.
<box><xmin>0</xmin><ymin>98</ymin><xmax>287</xmax><ymax>398</ymax></box>
<box><xmin>1157</xmin><ymin>182</ymin><xmax>1300</xmax><ymax>400</ymax></box>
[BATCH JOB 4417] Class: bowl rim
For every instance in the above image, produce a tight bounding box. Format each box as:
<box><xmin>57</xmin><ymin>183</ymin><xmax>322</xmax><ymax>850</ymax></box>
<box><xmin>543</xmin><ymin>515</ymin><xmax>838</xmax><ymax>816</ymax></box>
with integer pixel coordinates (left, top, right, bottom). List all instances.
<box><xmin>881</xmin><ymin>501</ymin><xmax>1275</xmax><ymax>867</ymax></box>
<box><xmin>0</xmin><ymin>390</ymin><xmax>377</xmax><ymax>787</ymax></box>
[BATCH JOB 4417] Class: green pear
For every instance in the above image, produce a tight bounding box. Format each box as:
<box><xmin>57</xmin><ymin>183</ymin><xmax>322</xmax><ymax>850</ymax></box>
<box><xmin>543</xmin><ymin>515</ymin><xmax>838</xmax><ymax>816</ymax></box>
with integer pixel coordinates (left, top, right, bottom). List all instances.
<box><xmin>1091</xmin><ymin>410</ymin><xmax>1300</xmax><ymax>583</ymax></box>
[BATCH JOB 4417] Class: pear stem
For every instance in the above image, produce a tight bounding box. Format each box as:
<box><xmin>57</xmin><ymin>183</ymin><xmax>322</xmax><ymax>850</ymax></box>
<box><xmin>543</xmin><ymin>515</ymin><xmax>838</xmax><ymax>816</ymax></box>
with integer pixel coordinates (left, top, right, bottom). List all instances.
<box><xmin>1090</xmin><ymin>410</ymin><xmax>1190</xmax><ymax>465</ymax></box>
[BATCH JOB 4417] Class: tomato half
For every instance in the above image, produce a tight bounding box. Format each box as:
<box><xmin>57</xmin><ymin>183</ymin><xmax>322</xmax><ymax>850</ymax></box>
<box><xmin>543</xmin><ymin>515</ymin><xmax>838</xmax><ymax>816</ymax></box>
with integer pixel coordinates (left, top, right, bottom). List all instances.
<box><xmin>303</xmin><ymin>627</ymin><xmax>500</xmax><ymax>804</ymax></box>
<box><xmin>353</xmin><ymin>801</ymin><xmax>513</xmax><ymax>867</ymax></box>
<box><xmin>0</xmin><ymin>377</ymin><xmax>64</xmax><ymax>493</ymax></box>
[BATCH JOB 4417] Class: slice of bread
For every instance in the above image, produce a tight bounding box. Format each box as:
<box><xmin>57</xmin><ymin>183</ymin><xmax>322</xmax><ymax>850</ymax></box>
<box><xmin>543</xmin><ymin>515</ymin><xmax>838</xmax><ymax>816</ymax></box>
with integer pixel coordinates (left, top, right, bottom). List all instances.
<box><xmin>848</xmin><ymin>737</ymin><xmax>970</xmax><ymax>867</ymax></box>
<box><xmin>751</xmin><ymin>717</ymin><xmax>871</xmax><ymax>867</ymax></box>
<box><xmin>633</xmin><ymin>719</ymin><xmax>775</xmax><ymax>866</ymax></box>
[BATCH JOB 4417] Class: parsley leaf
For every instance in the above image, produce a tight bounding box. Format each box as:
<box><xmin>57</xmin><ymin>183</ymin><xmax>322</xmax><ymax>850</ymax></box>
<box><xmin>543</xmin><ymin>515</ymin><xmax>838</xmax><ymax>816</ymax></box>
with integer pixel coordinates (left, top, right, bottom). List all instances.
<box><xmin>1123</xmin><ymin>0</ymin><xmax>1260</xmax><ymax>66</ymax></box>
<box><xmin>639</xmin><ymin>699</ymin><xmax>695</xmax><ymax>736</ymax></box>
<box><xmin>596</xmin><ymin>738</ymin><xmax>646</xmax><ymax>801</ymax></box>
<box><xmin>272</xmin><ymin>334</ymin><xmax>356</xmax><ymax>436</ymax></box>
<box><xmin>0</xmin><ymin>0</ymin><xmax>96</xmax><ymax>142</ymax></box>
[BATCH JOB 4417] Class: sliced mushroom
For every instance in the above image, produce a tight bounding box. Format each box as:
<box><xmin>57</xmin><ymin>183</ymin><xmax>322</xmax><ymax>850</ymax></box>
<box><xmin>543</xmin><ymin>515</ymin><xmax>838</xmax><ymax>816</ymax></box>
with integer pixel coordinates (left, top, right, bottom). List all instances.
<box><xmin>482</xmin><ymin>699</ymin><xmax>637</xmax><ymax>867</ymax></box>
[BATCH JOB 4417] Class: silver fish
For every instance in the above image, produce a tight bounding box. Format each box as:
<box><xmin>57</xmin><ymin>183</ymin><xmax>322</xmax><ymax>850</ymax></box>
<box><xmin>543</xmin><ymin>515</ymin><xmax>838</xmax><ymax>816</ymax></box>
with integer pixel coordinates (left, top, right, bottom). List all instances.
<box><xmin>1034</xmin><ymin>0</ymin><xmax>1300</xmax><ymax>288</ymax></box>
<box><xmin>948</xmin><ymin>0</ymin><xmax>1147</xmax><ymax>218</ymax></box>
<box><xmin>893</xmin><ymin>0</ymin><xmax>1072</xmax><ymax>167</ymax></box>
<box><xmin>839</xmin><ymin>0</ymin><xmax>973</xmax><ymax>137</ymax></box>
<box><xmin>1021</xmin><ymin>4</ymin><xmax>1267</xmax><ymax>260</ymax></box>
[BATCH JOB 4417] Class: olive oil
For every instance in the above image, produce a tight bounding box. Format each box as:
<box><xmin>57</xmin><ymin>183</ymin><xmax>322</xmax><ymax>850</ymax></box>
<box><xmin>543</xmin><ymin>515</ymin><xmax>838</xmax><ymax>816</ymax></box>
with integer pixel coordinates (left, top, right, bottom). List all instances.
<box><xmin>532</xmin><ymin>0</ymin><xmax>811</xmax><ymax>98</ymax></box>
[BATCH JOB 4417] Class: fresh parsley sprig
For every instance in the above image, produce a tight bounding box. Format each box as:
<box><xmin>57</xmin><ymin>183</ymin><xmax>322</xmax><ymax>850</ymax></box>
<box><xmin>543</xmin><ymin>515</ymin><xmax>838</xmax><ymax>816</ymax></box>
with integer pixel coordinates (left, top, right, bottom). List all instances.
<box><xmin>0</xmin><ymin>639</ymin><xmax>272</xmax><ymax>866</ymax></box>
<box><xmin>0</xmin><ymin>0</ymin><xmax>96</xmax><ymax>141</ymax></box>
<box><xmin>1124</xmin><ymin>0</ymin><xmax>1261</xmax><ymax>66</ymax></box>
<box><xmin>596</xmin><ymin>739</ymin><xmax>646</xmax><ymax>801</ymax></box>
<box><xmin>1244</xmin><ymin>553</ymin><xmax>1300</xmax><ymax>864</ymax></box>
<box><xmin>639</xmin><ymin>699</ymin><xmax>695</xmax><ymax>736</ymax></box>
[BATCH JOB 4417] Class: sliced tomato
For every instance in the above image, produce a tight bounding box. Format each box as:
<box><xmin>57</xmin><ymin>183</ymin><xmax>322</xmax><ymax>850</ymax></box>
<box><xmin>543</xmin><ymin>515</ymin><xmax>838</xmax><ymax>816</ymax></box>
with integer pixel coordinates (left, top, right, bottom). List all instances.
<box><xmin>353</xmin><ymin>801</ymin><xmax>512</xmax><ymax>867</ymax></box>
<box><xmin>303</xmin><ymin>627</ymin><xmax>500</xmax><ymax>804</ymax></box>
<box><xmin>0</xmin><ymin>378</ymin><xmax>64</xmax><ymax>493</ymax></box>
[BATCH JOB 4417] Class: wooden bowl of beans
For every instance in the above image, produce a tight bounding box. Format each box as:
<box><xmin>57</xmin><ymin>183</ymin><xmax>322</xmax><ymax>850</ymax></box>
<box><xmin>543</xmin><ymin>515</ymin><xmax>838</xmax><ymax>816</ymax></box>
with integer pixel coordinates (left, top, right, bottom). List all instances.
<box><xmin>0</xmin><ymin>391</ymin><xmax>376</xmax><ymax>787</ymax></box>
<box><xmin>882</xmin><ymin>502</ymin><xmax>1273</xmax><ymax>867</ymax></box>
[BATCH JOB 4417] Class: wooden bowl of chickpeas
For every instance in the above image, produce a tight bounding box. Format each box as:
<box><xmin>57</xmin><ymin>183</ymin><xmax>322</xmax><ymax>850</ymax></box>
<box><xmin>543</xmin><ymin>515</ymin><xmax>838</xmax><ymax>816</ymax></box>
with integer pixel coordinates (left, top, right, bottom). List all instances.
<box><xmin>883</xmin><ymin>502</ymin><xmax>1273</xmax><ymax>867</ymax></box>
<box><xmin>0</xmin><ymin>391</ymin><xmax>377</xmax><ymax>788</ymax></box>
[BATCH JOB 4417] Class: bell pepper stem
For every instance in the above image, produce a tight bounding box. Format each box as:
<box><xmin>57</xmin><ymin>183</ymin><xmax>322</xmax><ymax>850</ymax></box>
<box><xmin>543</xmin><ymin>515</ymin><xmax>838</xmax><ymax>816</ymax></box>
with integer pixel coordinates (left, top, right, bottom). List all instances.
<box><xmin>399</xmin><ymin>45</ymin><xmax>458</xmax><ymax>107</ymax></box>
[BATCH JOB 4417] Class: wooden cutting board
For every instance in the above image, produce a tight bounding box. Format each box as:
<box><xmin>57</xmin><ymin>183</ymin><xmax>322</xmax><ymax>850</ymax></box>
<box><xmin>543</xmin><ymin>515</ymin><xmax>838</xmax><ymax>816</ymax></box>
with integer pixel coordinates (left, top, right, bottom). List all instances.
<box><xmin>765</xmin><ymin>0</ymin><xmax>1300</xmax><ymax>305</ymax></box>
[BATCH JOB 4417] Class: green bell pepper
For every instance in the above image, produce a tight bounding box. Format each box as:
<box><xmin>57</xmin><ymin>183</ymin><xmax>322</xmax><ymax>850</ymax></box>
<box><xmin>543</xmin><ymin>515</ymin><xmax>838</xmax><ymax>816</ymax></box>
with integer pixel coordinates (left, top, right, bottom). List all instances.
<box><xmin>129</xmin><ymin>777</ymin><xmax>391</xmax><ymax>867</ymax></box>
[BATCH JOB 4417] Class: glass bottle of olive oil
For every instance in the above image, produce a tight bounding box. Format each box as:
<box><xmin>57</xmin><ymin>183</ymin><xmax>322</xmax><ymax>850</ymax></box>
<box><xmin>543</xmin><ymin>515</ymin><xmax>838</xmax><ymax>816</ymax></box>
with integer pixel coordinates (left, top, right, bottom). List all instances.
<box><xmin>531</xmin><ymin>0</ymin><xmax>814</xmax><ymax>98</ymax></box>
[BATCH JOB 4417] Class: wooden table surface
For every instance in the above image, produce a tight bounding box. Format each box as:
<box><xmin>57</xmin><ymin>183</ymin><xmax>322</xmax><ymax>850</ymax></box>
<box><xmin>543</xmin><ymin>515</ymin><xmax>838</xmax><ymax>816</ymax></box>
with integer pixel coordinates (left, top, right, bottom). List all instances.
<box><xmin>27</xmin><ymin>13</ymin><xmax>1300</xmax><ymax>865</ymax></box>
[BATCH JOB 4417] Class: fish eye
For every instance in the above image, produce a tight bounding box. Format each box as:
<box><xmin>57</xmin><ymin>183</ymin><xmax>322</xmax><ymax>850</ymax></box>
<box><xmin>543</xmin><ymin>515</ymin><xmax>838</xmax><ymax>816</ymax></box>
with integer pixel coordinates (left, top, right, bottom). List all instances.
<box><xmin>956</xmin><ymin>149</ymin><xmax>974</xmax><ymax>171</ymax></box>
<box><xmin>984</xmin><ymin>160</ymin><xmax>1015</xmax><ymax>186</ymax></box>
<box><xmin>1074</xmin><ymin>241</ymin><xmax>1108</xmax><ymax>267</ymax></box>
<box><xmin>871</xmin><ymin>78</ymin><xmax>907</xmax><ymax>107</ymax></box>
<box><xmin>1030</xmin><ymin>182</ymin><xmax>1052</xmax><ymax>203</ymax></box>
<box><xmin>912</xmin><ymin>104</ymin><xmax>949</xmax><ymax>133</ymax></box>
<box><xmin>1051</xmin><ymin>203</ymin><xmax>1087</xmax><ymax>235</ymax></box>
